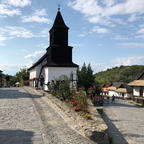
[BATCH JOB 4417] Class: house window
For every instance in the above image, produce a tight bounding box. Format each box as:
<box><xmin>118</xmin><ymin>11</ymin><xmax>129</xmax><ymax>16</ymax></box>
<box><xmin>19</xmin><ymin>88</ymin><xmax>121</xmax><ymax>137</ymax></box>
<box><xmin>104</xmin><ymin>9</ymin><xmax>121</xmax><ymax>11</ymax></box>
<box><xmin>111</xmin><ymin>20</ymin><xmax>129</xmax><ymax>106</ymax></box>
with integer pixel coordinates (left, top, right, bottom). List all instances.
<box><xmin>139</xmin><ymin>87</ymin><xmax>143</xmax><ymax>97</ymax></box>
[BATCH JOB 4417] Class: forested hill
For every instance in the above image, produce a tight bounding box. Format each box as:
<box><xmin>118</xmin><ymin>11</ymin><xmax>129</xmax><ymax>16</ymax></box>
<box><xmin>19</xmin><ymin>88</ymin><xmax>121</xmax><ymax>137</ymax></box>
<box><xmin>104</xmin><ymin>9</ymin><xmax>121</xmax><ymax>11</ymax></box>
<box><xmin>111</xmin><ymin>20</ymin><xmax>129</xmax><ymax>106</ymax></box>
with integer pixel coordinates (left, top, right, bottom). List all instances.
<box><xmin>94</xmin><ymin>65</ymin><xmax>144</xmax><ymax>87</ymax></box>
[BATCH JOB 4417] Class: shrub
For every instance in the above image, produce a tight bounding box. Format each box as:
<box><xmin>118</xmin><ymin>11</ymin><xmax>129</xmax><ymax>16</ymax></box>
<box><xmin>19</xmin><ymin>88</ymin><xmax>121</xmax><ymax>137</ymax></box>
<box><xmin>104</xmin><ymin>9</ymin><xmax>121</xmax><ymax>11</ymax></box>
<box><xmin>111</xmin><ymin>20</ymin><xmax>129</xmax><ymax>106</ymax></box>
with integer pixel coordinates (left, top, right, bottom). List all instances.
<box><xmin>49</xmin><ymin>75</ymin><xmax>89</xmax><ymax>113</ymax></box>
<box><xmin>49</xmin><ymin>76</ymin><xmax>71</xmax><ymax>101</ymax></box>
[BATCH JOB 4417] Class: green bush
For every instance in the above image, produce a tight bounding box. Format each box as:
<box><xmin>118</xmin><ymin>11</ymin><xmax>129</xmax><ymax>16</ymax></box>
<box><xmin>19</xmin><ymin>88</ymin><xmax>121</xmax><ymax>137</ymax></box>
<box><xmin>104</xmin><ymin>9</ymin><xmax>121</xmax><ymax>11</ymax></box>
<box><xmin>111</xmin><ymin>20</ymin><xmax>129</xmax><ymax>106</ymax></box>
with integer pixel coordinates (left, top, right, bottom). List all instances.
<box><xmin>49</xmin><ymin>75</ymin><xmax>88</xmax><ymax>112</ymax></box>
<box><xmin>49</xmin><ymin>75</ymin><xmax>71</xmax><ymax>101</ymax></box>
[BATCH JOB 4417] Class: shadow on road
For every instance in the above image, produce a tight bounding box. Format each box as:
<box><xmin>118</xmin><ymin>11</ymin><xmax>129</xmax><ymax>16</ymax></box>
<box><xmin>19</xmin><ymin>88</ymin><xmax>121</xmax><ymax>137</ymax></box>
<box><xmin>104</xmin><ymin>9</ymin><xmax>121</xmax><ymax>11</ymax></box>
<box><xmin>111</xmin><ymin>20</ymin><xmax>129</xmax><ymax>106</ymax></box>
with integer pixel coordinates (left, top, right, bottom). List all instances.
<box><xmin>0</xmin><ymin>88</ymin><xmax>42</xmax><ymax>99</ymax></box>
<box><xmin>102</xmin><ymin>111</ymin><xmax>129</xmax><ymax>144</ymax></box>
<box><xmin>124</xmin><ymin>133</ymin><xmax>144</xmax><ymax>138</ymax></box>
<box><xmin>0</xmin><ymin>129</ymin><xmax>33</xmax><ymax>144</ymax></box>
<box><xmin>103</xmin><ymin>99</ymin><xmax>142</xmax><ymax>108</ymax></box>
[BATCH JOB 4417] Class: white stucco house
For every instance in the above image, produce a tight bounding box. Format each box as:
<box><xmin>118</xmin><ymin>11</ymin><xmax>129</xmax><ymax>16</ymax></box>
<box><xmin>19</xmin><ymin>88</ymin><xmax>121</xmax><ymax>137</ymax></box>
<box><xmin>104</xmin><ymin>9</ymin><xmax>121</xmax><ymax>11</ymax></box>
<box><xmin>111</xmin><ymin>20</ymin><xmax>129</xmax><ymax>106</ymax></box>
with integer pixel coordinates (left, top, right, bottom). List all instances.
<box><xmin>116</xmin><ymin>83</ymin><xmax>132</xmax><ymax>99</ymax></box>
<box><xmin>28</xmin><ymin>9</ymin><xmax>78</xmax><ymax>91</ymax></box>
<box><xmin>107</xmin><ymin>82</ymin><xmax>132</xmax><ymax>99</ymax></box>
<box><xmin>128</xmin><ymin>72</ymin><xmax>144</xmax><ymax>97</ymax></box>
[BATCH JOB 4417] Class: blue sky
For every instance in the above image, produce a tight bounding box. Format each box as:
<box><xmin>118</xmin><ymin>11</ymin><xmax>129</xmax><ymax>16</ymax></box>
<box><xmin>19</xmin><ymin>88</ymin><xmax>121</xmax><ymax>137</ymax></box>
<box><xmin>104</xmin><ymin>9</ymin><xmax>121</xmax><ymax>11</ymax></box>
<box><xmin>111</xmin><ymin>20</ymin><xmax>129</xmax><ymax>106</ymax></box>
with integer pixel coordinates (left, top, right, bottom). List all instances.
<box><xmin>0</xmin><ymin>0</ymin><xmax>144</xmax><ymax>75</ymax></box>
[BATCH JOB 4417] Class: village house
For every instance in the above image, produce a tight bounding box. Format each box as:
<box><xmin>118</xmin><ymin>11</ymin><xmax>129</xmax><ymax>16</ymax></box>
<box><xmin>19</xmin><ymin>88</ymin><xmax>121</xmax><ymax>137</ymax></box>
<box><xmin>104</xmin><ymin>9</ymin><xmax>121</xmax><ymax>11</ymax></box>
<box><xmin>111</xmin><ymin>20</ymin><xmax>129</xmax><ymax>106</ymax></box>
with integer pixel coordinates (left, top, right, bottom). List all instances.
<box><xmin>101</xmin><ymin>83</ymin><xmax>112</xmax><ymax>96</ymax></box>
<box><xmin>107</xmin><ymin>82</ymin><xmax>123</xmax><ymax>97</ymax></box>
<box><xmin>102</xmin><ymin>82</ymin><xmax>132</xmax><ymax>99</ymax></box>
<box><xmin>128</xmin><ymin>72</ymin><xmax>144</xmax><ymax>97</ymax></box>
<box><xmin>28</xmin><ymin>9</ymin><xmax>78</xmax><ymax>91</ymax></box>
<box><xmin>116</xmin><ymin>83</ymin><xmax>132</xmax><ymax>99</ymax></box>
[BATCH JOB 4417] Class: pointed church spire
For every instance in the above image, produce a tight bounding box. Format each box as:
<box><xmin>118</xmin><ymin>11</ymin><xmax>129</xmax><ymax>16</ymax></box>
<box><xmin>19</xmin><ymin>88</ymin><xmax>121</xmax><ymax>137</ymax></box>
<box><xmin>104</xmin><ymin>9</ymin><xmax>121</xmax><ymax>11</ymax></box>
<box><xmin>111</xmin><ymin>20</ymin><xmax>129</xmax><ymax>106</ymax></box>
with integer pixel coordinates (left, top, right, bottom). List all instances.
<box><xmin>49</xmin><ymin>8</ymin><xmax>69</xmax><ymax>46</ymax></box>
<box><xmin>50</xmin><ymin>8</ymin><xmax>69</xmax><ymax>29</ymax></box>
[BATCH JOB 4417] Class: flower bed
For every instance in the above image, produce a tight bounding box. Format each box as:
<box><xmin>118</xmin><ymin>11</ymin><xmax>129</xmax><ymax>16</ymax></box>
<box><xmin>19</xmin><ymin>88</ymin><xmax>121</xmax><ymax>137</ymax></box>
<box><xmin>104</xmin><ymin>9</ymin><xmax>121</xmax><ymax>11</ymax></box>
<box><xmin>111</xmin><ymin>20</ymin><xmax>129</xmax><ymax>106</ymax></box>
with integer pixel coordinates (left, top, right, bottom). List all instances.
<box><xmin>49</xmin><ymin>78</ymin><xmax>89</xmax><ymax>114</ymax></box>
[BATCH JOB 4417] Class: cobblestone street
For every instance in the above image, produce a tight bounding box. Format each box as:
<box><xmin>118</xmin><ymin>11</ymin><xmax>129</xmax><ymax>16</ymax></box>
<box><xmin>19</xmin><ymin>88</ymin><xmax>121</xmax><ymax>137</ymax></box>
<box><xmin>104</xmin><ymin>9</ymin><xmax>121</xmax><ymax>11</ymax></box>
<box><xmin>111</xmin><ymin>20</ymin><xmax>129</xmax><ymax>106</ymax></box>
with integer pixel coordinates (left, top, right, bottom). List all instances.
<box><xmin>103</xmin><ymin>99</ymin><xmax>144</xmax><ymax>144</ymax></box>
<box><xmin>0</xmin><ymin>87</ymin><xmax>94</xmax><ymax>144</ymax></box>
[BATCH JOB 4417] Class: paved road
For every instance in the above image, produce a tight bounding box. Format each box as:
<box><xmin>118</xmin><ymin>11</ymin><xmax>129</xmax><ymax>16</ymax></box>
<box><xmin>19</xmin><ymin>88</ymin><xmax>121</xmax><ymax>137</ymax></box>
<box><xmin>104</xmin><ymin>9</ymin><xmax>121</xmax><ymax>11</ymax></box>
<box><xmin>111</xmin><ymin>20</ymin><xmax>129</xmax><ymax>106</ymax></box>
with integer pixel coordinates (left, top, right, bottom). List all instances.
<box><xmin>0</xmin><ymin>87</ymin><xmax>94</xmax><ymax>144</ymax></box>
<box><xmin>103</xmin><ymin>99</ymin><xmax>144</xmax><ymax>144</ymax></box>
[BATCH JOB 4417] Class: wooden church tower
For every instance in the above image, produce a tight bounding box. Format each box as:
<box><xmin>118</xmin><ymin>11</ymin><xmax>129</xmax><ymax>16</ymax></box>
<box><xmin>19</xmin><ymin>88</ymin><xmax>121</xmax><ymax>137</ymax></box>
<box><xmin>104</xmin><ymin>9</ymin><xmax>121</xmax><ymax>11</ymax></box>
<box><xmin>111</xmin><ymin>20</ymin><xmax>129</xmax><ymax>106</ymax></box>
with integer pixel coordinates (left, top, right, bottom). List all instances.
<box><xmin>29</xmin><ymin>8</ymin><xmax>78</xmax><ymax>90</ymax></box>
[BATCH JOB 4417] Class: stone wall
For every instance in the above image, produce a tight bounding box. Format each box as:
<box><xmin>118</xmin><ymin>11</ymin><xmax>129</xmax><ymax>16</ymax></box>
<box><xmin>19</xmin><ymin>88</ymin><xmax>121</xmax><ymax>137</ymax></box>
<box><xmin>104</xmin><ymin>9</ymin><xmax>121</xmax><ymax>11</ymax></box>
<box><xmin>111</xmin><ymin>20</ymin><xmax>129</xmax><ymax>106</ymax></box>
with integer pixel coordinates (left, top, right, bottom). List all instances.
<box><xmin>40</xmin><ymin>91</ymin><xmax>109</xmax><ymax>144</ymax></box>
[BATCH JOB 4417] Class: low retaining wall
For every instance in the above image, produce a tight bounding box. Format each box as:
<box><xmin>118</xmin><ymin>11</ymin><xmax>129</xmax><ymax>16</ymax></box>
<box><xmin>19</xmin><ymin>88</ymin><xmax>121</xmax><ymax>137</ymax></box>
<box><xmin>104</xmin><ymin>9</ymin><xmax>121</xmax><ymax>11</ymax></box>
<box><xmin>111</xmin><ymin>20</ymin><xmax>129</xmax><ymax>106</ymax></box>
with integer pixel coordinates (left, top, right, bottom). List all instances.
<box><xmin>42</xmin><ymin>92</ymin><xmax>109</xmax><ymax>144</ymax></box>
<box><xmin>132</xmin><ymin>97</ymin><xmax>144</xmax><ymax>106</ymax></box>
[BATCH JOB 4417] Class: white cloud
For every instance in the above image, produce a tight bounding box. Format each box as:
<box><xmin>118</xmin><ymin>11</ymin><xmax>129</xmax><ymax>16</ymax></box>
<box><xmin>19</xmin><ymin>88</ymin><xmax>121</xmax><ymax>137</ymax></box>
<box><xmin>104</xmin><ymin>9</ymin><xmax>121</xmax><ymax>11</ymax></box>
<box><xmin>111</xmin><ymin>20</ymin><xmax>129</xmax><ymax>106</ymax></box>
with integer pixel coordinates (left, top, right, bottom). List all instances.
<box><xmin>139</xmin><ymin>24</ymin><xmax>144</xmax><ymax>28</ymax></box>
<box><xmin>22</xmin><ymin>9</ymin><xmax>52</xmax><ymax>24</ymax></box>
<box><xmin>24</xmin><ymin>50</ymin><xmax>45</xmax><ymax>59</ymax></box>
<box><xmin>90</xmin><ymin>56</ymin><xmax>144</xmax><ymax>73</ymax></box>
<box><xmin>102</xmin><ymin>0</ymin><xmax>115</xmax><ymax>7</ymax></box>
<box><xmin>0</xmin><ymin>35</ymin><xmax>7</xmax><ymax>46</ymax></box>
<box><xmin>70</xmin><ymin>43</ymin><xmax>82</xmax><ymax>47</ymax></box>
<box><xmin>136</xmin><ymin>35</ymin><xmax>144</xmax><ymax>39</ymax></box>
<box><xmin>91</xmin><ymin>26</ymin><xmax>109</xmax><ymax>33</ymax></box>
<box><xmin>135</xmin><ymin>24</ymin><xmax>144</xmax><ymax>39</ymax></box>
<box><xmin>137</xmin><ymin>28</ymin><xmax>144</xmax><ymax>34</ymax></box>
<box><xmin>22</xmin><ymin>49</ymin><xmax>29</xmax><ymax>53</ymax></box>
<box><xmin>113</xmin><ymin>56</ymin><xmax>144</xmax><ymax>66</ymax></box>
<box><xmin>39</xmin><ymin>28</ymin><xmax>49</xmax><ymax>37</ymax></box>
<box><xmin>0</xmin><ymin>26</ymin><xmax>35</xmax><ymax>38</ymax></box>
<box><xmin>112</xmin><ymin>18</ymin><xmax>126</xmax><ymax>25</ymax></box>
<box><xmin>2</xmin><ymin>0</ymin><xmax>31</xmax><ymax>7</ymax></box>
<box><xmin>38</xmin><ymin>43</ymin><xmax>48</xmax><ymax>49</ymax></box>
<box><xmin>0</xmin><ymin>63</ymin><xmax>31</xmax><ymax>75</ymax></box>
<box><xmin>128</xmin><ymin>14</ymin><xmax>137</xmax><ymax>22</ymax></box>
<box><xmin>120</xmin><ymin>42</ymin><xmax>144</xmax><ymax>48</ymax></box>
<box><xmin>113</xmin><ymin>35</ymin><xmax>129</xmax><ymax>40</ymax></box>
<box><xmin>34</xmin><ymin>9</ymin><xmax>47</xmax><ymax>16</ymax></box>
<box><xmin>0</xmin><ymin>4</ymin><xmax>21</xmax><ymax>16</ymax></box>
<box><xmin>22</xmin><ymin>16</ymin><xmax>51</xmax><ymax>24</ymax></box>
<box><xmin>68</xmin><ymin>0</ymin><xmax>144</xmax><ymax>25</ymax></box>
<box><xmin>79</xmin><ymin>33</ymin><xmax>86</xmax><ymax>37</ymax></box>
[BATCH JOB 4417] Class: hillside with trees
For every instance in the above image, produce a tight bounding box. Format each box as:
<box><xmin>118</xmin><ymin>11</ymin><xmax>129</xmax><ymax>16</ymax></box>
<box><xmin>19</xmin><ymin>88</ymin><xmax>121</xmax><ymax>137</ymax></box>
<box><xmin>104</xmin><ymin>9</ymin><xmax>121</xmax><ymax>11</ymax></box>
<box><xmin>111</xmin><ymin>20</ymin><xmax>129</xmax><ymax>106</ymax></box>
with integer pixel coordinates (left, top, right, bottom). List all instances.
<box><xmin>94</xmin><ymin>65</ymin><xmax>144</xmax><ymax>88</ymax></box>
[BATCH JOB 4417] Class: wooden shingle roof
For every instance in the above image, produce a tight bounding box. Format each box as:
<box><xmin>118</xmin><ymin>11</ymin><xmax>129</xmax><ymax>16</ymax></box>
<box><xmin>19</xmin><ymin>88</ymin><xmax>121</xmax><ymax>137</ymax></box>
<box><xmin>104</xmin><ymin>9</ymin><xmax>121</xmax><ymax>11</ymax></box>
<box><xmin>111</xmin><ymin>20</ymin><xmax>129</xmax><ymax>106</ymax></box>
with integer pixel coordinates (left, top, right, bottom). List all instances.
<box><xmin>128</xmin><ymin>80</ymin><xmax>144</xmax><ymax>87</ymax></box>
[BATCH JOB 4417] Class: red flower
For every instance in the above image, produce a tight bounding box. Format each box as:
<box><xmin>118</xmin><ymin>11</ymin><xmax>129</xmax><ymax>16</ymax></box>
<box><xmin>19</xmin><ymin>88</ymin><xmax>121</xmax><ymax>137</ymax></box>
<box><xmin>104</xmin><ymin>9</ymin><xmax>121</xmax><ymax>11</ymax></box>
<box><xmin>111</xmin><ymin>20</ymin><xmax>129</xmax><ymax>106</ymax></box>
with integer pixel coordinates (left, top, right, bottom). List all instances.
<box><xmin>73</xmin><ymin>82</ymin><xmax>76</xmax><ymax>86</ymax></box>
<box><xmin>74</xmin><ymin>106</ymin><xmax>80</xmax><ymax>111</ymax></box>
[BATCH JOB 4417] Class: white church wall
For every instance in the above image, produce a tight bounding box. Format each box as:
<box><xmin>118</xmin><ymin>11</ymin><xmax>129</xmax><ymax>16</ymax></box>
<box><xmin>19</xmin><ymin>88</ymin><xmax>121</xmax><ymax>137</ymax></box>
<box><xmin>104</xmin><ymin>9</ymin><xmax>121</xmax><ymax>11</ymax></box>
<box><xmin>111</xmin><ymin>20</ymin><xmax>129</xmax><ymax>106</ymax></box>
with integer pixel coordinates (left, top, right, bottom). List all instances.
<box><xmin>29</xmin><ymin>69</ymin><xmax>36</xmax><ymax>79</ymax></box>
<box><xmin>35</xmin><ymin>58</ymin><xmax>47</xmax><ymax>78</ymax></box>
<box><xmin>29</xmin><ymin>69</ymin><xmax>36</xmax><ymax>87</ymax></box>
<box><xmin>29</xmin><ymin>57</ymin><xmax>47</xmax><ymax>88</ymax></box>
<box><xmin>44</xmin><ymin>67</ymin><xmax>77</xmax><ymax>91</ymax></box>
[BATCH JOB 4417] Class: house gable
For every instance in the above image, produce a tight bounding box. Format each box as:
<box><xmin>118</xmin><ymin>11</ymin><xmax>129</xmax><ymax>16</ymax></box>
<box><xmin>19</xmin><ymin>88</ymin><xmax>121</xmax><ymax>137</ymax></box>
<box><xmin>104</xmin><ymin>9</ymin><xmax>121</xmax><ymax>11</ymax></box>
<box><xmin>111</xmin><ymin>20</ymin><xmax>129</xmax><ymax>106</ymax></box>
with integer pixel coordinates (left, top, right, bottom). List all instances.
<box><xmin>137</xmin><ymin>72</ymin><xmax>144</xmax><ymax>80</ymax></box>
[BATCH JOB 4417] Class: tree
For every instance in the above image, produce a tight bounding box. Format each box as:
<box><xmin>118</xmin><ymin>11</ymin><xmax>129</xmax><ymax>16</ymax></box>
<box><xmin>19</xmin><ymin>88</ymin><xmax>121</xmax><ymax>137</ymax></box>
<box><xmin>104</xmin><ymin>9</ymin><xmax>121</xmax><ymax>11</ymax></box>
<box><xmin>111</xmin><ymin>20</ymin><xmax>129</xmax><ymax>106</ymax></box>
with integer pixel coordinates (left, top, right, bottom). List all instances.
<box><xmin>10</xmin><ymin>76</ymin><xmax>17</xmax><ymax>86</ymax></box>
<box><xmin>77</xmin><ymin>63</ymin><xmax>94</xmax><ymax>92</ymax></box>
<box><xmin>16</xmin><ymin>68</ymin><xmax>29</xmax><ymax>81</ymax></box>
<box><xmin>10</xmin><ymin>68</ymin><xmax>29</xmax><ymax>87</ymax></box>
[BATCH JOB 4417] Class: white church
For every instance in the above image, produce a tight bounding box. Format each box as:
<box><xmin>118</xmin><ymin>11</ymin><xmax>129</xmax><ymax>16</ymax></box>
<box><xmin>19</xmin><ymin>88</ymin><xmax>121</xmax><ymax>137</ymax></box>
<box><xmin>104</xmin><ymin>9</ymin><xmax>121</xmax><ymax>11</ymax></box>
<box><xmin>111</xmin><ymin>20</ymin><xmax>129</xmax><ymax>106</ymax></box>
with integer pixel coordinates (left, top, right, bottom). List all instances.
<box><xmin>28</xmin><ymin>9</ymin><xmax>78</xmax><ymax>91</ymax></box>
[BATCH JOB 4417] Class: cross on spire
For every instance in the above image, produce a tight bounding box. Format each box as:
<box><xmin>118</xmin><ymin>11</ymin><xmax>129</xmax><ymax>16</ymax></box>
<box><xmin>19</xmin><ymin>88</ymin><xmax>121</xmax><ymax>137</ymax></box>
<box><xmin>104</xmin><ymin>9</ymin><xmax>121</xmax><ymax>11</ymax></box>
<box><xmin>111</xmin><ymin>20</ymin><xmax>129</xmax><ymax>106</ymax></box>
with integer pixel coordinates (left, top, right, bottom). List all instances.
<box><xmin>58</xmin><ymin>4</ymin><xmax>60</xmax><ymax>11</ymax></box>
